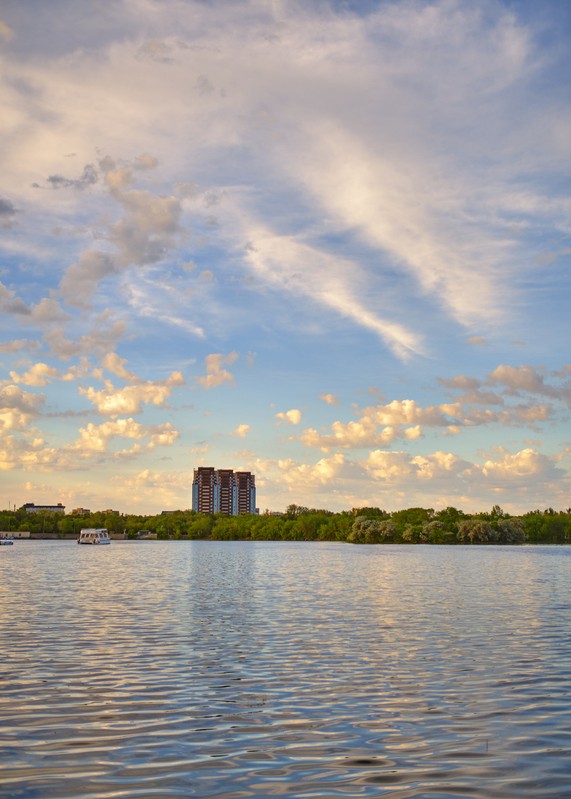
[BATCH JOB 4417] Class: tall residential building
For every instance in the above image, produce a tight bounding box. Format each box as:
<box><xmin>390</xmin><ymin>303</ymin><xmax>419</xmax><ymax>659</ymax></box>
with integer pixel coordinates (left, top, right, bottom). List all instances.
<box><xmin>192</xmin><ymin>468</ymin><xmax>256</xmax><ymax>515</ymax></box>
<box><xmin>236</xmin><ymin>471</ymin><xmax>256</xmax><ymax>515</ymax></box>
<box><xmin>192</xmin><ymin>467</ymin><xmax>218</xmax><ymax>515</ymax></box>
<box><xmin>217</xmin><ymin>469</ymin><xmax>237</xmax><ymax>516</ymax></box>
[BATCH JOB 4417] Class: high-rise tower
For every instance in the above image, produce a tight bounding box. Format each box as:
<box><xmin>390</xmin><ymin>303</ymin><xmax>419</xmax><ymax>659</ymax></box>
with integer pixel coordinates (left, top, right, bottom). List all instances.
<box><xmin>235</xmin><ymin>471</ymin><xmax>256</xmax><ymax>515</ymax></box>
<box><xmin>217</xmin><ymin>468</ymin><xmax>237</xmax><ymax>516</ymax></box>
<box><xmin>191</xmin><ymin>467</ymin><xmax>218</xmax><ymax>514</ymax></box>
<box><xmin>191</xmin><ymin>468</ymin><xmax>256</xmax><ymax>515</ymax></box>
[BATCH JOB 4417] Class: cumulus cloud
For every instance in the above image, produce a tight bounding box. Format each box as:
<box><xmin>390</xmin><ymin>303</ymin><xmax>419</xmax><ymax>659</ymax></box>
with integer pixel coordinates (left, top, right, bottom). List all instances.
<box><xmin>438</xmin><ymin>374</ymin><xmax>505</xmax><ymax>406</ymax></box>
<box><xmin>79</xmin><ymin>371</ymin><xmax>184</xmax><ymax>417</ymax></box>
<box><xmin>320</xmin><ymin>393</ymin><xmax>339</xmax><ymax>405</ymax></box>
<box><xmin>8</xmin><ymin>360</ymin><xmax>93</xmax><ymax>387</ymax></box>
<box><xmin>70</xmin><ymin>418</ymin><xmax>179</xmax><ymax>455</ymax></box>
<box><xmin>114</xmin><ymin>467</ymin><xmax>192</xmax><ymax>507</ymax></box>
<box><xmin>0</xmin><ymin>282</ymin><xmax>31</xmax><ymax>317</ymax></box>
<box><xmin>0</xmin><ymin>339</ymin><xmax>40</xmax><ymax>353</ymax></box>
<box><xmin>0</xmin><ymin>282</ymin><xmax>71</xmax><ymax>325</ymax></box>
<box><xmin>101</xmin><ymin>352</ymin><xmax>140</xmax><ymax>382</ymax></box>
<box><xmin>234</xmin><ymin>424</ymin><xmax>250</xmax><ymax>438</ymax></box>
<box><xmin>46</xmin><ymin>163</ymin><xmax>98</xmax><ymax>190</ymax></box>
<box><xmin>0</xmin><ymin>414</ymin><xmax>179</xmax><ymax>473</ymax></box>
<box><xmin>10</xmin><ymin>363</ymin><xmax>64</xmax><ymax>386</ymax></box>
<box><xmin>487</xmin><ymin>364</ymin><xmax>568</xmax><ymax>400</ymax></box>
<box><xmin>359</xmin><ymin>446</ymin><xmax>567</xmax><ymax>510</ymax></box>
<box><xmin>275</xmin><ymin>408</ymin><xmax>302</xmax><ymax>425</ymax></box>
<box><xmin>301</xmin><ymin>363</ymin><xmax>571</xmax><ymax>453</ymax></box>
<box><xmin>0</xmin><ymin>436</ymin><xmax>59</xmax><ymax>472</ymax></box>
<box><xmin>54</xmin><ymin>156</ymin><xmax>183</xmax><ymax>307</ymax></box>
<box><xmin>261</xmin><ymin>444</ymin><xmax>567</xmax><ymax>513</ymax></box>
<box><xmin>438</xmin><ymin>364</ymin><xmax>571</xmax><ymax>407</ymax></box>
<box><xmin>0</xmin><ymin>385</ymin><xmax>45</xmax><ymax>432</ymax></box>
<box><xmin>300</xmin><ymin>399</ymin><xmax>458</xmax><ymax>451</ymax></box>
<box><xmin>481</xmin><ymin>448</ymin><xmax>560</xmax><ymax>485</ymax></box>
<box><xmin>30</xmin><ymin>298</ymin><xmax>70</xmax><ymax>324</ymax></box>
<box><xmin>197</xmin><ymin>352</ymin><xmax>238</xmax><ymax>389</ymax></box>
<box><xmin>59</xmin><ymin>251</ymin><xmax>117</xmax><ymax>309</ymax></box>
<box><xmin>365</xmin><ymin>450</ymin><xmax>468</xmax><ymax>482</ymax></box>
<box><xmin>45</xmin><ymin>317</ymin><xmax>126</xmax><ymax>360</ymax></box>
<box><xmin>278</xmin><ymin>452</ymin><xmax>346</xmax><ymax>486</ymax></box>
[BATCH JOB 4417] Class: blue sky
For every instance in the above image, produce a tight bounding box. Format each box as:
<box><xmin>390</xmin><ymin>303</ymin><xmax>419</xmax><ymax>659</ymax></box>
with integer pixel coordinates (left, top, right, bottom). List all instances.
<box><xmin>1</xmin><ymin>0</ymin><xmax>570</xmax><ymax>515</ymax></box>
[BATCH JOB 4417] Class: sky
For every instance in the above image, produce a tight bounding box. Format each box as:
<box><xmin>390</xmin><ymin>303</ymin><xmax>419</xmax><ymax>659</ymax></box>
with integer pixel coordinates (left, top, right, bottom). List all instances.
<box><xmin>1</xmin><ymin>0</ymin><xmax>570</xmax><ymax>516</ymax></box>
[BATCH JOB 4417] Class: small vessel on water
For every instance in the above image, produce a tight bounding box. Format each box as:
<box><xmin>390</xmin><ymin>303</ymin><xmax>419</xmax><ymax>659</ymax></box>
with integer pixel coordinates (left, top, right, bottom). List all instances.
<box><xmin>77</xmin><ymin>528</ymin><xmax>111</xmax><ymax>545</ymax></box>
<box><xmin>0</xmin><ymin>535</ymin><xmax>14</xmax><ymax>546</ymax></box>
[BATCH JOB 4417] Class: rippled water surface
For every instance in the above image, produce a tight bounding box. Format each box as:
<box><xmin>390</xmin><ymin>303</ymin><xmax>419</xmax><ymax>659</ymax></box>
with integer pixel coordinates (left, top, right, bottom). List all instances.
<box><xmin>1</xmin><ymin>541</ymin><xmax>571</xmax><ymax>798</ymax></box>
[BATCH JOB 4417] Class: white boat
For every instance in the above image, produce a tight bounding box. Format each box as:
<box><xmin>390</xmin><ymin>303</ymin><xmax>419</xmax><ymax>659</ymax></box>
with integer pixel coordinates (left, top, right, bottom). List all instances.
<box><xmin>77</xmin><ymin>528</ymin><xmax>111</xmax><ymax>545</ymax></box>
<box><xmin>0</xmin><ymin>535</ymin><xmax>14</xmax><ymax>546</ymax></box>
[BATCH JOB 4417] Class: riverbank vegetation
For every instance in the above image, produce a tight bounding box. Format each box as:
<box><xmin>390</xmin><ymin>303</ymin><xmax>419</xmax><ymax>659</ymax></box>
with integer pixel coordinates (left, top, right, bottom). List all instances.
<box><xmin>2</xmin><ymin>504</ymin><xmax>571</xmax><ymax>544</ymax></box>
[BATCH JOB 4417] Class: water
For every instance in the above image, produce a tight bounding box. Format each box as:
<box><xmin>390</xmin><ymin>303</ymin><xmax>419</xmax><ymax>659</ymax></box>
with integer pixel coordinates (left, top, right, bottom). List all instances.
<box><xmin>1</xmin><ymin>541</ymin><xmax>570</xmax><ymax>798</ymax></box>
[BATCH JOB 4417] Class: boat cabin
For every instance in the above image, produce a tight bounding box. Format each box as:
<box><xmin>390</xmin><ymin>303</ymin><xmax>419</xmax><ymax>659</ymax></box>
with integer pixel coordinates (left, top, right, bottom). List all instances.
<box><xmin>77</xmin><ymin>528</ymin><xmax>111</xmax><ymax>545</ymax></box>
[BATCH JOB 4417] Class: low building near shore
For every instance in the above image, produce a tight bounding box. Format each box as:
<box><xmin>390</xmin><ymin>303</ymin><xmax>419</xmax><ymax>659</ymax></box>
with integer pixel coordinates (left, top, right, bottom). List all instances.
<box><xmin>1</xmin><ymin>530</ymin><xmax>31</xmax><ymax>539</ymax></box>
<box><xmin>23</xmin><ymin>503</ymin><xmax>65</xmax><ymax>514</ymax></box>
<box><xmin>136</xmin><ymin>530</ymin><xmax>157</xmax><ymax>539</ymax></box>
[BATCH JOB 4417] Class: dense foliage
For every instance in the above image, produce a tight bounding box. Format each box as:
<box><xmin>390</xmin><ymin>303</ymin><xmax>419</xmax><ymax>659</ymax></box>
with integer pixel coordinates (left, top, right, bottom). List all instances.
<box><xmin>2</xmin><ymin>503</ymin><xmax>571</xmax><ymax>544</ymax></box>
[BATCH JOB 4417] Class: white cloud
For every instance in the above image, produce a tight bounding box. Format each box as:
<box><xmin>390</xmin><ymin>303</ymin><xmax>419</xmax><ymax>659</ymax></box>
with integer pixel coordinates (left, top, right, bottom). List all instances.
<box><xmin>244</xmin><ymin>231</ymin><xmax>423</xmax><ymax>361</ymax></box>
<box><xmin>481</xmin><ymin>448</ymin><xmax>559</xmax><ymax>485</ymax></box>
<box><xmin>0</xmin><ymin>385</ymin><xmax>45</xmax><ymax>432</ymax></box>
<box><xmin>0</xmin><ymin>339</ymin><xmax>40</xmax><ymax>354</ymax></box>
<box><xmin>44</xmin><ymin>316</ymin><xmax>126</xmax><ymax>360</ymax></box>
<box><xmin>301</xmin><ymin>363</ymin><xmax>571</xmax><ymax>453</ymax></box>
<box><xmin>72</xmin><ymin>418</ymin><xmax>151</xmax><ymax>453</ymax></box>
<box><xmin>52</xmin><ymin>155</ymin><xmax>184</xmax><ymax>308</ymax></box>
<box><xmin>3</xmin><ymin>0</ymin><xmax>567</xmax><ymax>353</ymax></box>
<box><xmin>234</xmin><ymin>424</ymin><xmax>250</xmax><ymax>438</ymax></box>
<box><xmin>278</xmin><ymin>453</ymin><xmax>346</xmax><ymax>486</ymax></box>
<box><xmin>300</xmin><ymin>399</ymin><xmax>458</xmax><ymax>451</ymax></box>
<box><xmin>275</xmin><ymin>408</ymin><xmax>302</xmax><ymax>425</ymax></box>
<box><xmin>320</xmin><ymin>393</ymin><xmax>339</xmax><ymax>405</ymax></box>
<box><xmin>360</xmin><ymin>446</ymin><xmax>566</xmax><ymax>510</ymax></box>
<box><xmin>487</xmin><ymin>364</ymin><xmax>569</xmax><ymax>400</ymax></box>
<box><xmin>10</xmin><ymin>363</ymin><xmax>63</xmax><ymax>386</ymax></box>
<box><xmin>197</xmin><ymin>352</ymin><xmax>238</xmax><ymax>389</ymax></box>
<box><xmin>59</xmin><ymin>251</ymin><xmax>117</xmax><ymax>309</ymax></box>
<box><xmin>79</xmin><ymin>371</ymin><xmax>184</xmax><ymax>417</ymax></box>
<box><xmin>0</xmin><ymin>282</ymin><xmax>69</xmax><ymax>323</ymax></box>
<box><xmin>100</xmin><ymin>352</ymin><xmax>139</xmax><ymax>382</ymax></box>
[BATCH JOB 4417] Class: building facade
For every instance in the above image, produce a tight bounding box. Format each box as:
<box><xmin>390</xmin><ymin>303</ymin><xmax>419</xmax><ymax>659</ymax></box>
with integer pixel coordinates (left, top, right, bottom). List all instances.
<box><xmin>235</xmin><ymin>471</ymin><xmax>256</xmax><ymax>515</ymax></box>
<box><xmin>192</xmin><ymin>466</ymin><xmax>218</xmax><ymax>515</ymax></box>
<box><xmin>23</xmin><ymin>503</ymin><xmax>65</xmax><ymax>514</ymax></box>
<box><xmin>192</xmin><ymin>468</ymin><xmax>256</xmax><ymax>515</ymax></box>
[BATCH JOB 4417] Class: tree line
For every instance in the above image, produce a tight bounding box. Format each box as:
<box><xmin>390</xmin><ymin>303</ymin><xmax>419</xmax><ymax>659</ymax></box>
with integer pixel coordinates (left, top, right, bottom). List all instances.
<box><xmin>2</xmin><ymin>503</ymin><xmax>571</xmax><ymax>544</ymax></box>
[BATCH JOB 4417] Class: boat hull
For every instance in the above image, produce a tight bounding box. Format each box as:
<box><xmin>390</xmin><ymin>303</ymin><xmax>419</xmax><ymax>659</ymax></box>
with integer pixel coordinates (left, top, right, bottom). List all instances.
<box><xmin>77</xmin><ymin>540</ymin><xmax>110</xmax><ymax>545</ymax></box>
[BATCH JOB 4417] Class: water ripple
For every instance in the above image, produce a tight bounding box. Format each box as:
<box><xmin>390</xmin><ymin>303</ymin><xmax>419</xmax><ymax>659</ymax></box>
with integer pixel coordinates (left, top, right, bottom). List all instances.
<box><xmin>1</xmin><ymin>542</ymin><xmax>571</xmax><ymax>798</ymax></box>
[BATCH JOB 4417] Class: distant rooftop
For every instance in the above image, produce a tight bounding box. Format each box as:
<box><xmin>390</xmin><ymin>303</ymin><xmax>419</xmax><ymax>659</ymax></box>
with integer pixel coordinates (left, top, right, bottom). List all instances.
<box><xmin>23</xmin><ymin>503</ymin><xmax>65</xmax><ymax>514</ymax></box>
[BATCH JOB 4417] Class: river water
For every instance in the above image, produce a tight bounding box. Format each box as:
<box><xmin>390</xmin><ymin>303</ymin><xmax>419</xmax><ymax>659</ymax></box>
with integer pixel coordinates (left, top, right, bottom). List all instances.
<box><xmin>1</xmin><ymin>541</ymin><xmax>570</xmax><ymax>798</ymax></box>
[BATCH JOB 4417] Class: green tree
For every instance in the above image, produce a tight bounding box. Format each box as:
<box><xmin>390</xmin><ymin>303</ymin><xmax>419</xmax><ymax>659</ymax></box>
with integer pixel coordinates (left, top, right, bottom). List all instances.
<box><xmin>391</xmin><ymin>507</ymin><xmax>433</xmax><ymax>537</ymax></box>
<box><xmin>422</xmin><ymin>520</ymin><xmax>455</xmax><ymax>544</ymax></box>
<box><xmin>348</xmin><ymin>517</ymin><xmax>396</xmax><ymax>544</ymax></box>
<box><xmin>496</xmin><ymin>518</ymin><xmax>525</xmax><ymax>544</ymax></box>
<box><xmin>457</xmin><ymin>519</ymin><xmax>495</xmax><ymax>544</ymax></box>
